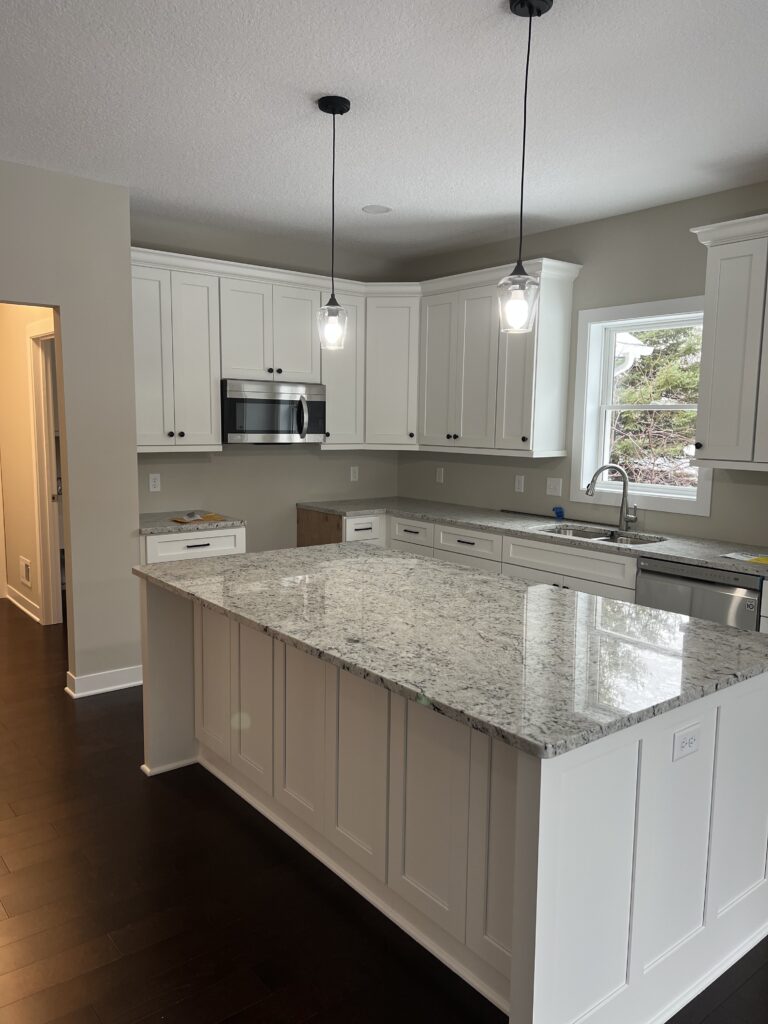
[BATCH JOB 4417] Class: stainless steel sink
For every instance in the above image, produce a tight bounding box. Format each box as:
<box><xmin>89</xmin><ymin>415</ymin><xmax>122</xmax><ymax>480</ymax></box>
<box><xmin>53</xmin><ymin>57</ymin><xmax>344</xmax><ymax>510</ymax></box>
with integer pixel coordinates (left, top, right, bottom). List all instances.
<box><xmin>535</xmin><ymin>524</ymin><xmax>665</xmax><ymax>547</ymax></box>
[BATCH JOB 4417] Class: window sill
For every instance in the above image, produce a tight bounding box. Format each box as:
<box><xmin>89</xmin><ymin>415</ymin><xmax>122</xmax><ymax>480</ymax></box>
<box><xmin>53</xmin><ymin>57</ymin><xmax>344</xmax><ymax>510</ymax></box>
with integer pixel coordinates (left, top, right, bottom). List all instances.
<box><xmin>569</xmin><ymin>473</ymin><xmax>712</xmax><ymax>518</ymax></box>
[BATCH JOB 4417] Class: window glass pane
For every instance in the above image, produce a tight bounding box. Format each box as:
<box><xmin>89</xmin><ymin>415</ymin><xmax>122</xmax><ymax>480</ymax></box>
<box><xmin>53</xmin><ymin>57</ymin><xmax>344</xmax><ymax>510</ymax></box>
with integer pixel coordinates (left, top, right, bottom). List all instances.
<box><xmin>607</xmin><ymin>409</ymin><xmax>698</xmax><ymax>487</ymax></box>
<box><xmin>611</xmin><ymin>324</ymin><xmax>702</xmax><ymax>405</ymax></box>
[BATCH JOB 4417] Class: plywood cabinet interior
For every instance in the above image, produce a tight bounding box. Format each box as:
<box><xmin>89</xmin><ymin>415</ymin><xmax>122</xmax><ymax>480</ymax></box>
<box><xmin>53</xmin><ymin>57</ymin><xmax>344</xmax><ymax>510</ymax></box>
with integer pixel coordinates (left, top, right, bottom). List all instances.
<box><xmin>296</xmin><ymin>508</ymin><xmax>343</xmax><ymax>547</ymax></box>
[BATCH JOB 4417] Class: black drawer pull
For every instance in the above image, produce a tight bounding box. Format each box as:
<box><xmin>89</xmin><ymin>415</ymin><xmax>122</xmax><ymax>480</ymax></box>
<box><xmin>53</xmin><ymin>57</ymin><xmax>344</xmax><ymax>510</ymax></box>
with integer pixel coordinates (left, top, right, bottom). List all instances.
<box><xmin>354</xmin><ymin>526</ymin><xmax>373</xmax><ymax>533</ymax></box>
<box><xmin>456</xmin><ymin>539</ymin><xmax>476</xmax><ymax>546</ymax></box>
<box><xmin>403</xmin><ymin>529</ymin><xmax>419</xmax><ymax>535</ymax></box>
<box><xmin>185</xmin><ymin>542</ymin><xmax>211</xmax><ymax>549</ymax></box>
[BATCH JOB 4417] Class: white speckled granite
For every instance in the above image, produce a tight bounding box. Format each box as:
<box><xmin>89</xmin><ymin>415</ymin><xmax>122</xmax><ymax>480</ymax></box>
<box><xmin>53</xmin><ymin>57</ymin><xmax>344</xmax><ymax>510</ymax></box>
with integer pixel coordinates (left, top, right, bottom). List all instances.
<box><xmin>134</xmin><ymin>544</ymin><xmax>768</xmax><ymax>758</ymax></box>
<box><xmin>297</xmin><ymin>497</ymin><xmax>768</xmax><ymax>578</ymax></box>
<box><xmin>139</xmin><ymin>511</ymin><xmax>246</xmax><ymax>536</ymax></box>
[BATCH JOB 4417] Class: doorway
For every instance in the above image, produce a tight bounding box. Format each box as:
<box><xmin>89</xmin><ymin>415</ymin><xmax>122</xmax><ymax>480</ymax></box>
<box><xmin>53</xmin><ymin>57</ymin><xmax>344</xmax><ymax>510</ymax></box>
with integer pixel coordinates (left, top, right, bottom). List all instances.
<box><xmin>0</xmin><ymin>302</ymin><xmax>67</xmax><ymax>630</ymax></box>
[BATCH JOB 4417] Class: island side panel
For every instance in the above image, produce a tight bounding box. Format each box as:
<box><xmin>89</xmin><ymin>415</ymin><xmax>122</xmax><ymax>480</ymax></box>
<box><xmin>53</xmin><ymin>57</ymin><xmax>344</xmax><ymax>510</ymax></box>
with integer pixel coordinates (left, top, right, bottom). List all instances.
<box><xmin>530</xmin><ymin>673</ymin><xmax>768</xmax><ymax>1024</ymax></box>
<box><xmin>139</xmin><ymin>579</ymin><xmax>196</xmax><ymax>775</ymax></box>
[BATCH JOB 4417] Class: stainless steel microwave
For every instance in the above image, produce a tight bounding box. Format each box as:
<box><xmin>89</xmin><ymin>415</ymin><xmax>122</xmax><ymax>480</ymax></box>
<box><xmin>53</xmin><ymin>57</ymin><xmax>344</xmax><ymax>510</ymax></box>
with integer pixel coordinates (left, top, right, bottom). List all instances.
<box><xmin>221</xmin><ymin>379</ymin><xmax>327</xmax><ymax>444</ymax></box>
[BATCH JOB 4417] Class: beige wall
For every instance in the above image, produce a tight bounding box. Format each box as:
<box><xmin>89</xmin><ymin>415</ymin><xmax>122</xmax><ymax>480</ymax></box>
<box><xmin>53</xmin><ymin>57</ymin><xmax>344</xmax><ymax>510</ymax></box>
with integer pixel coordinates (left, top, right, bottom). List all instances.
<box><xmin>397</xmin><ymin>181</ymin><xmax>768</xmax><ymax>547</ymax></box>
<box><xmin>0</xmin><ymin>305</ymin><xmax>55</xmax><ymax>614</ymax></box>
<box><xmin>138</xmin><ymin>447</ymin><xmax>398</xmax><ymax>551</ymax></box>
<box><xmin>0</xmin><ymin>160</ymin><xmax>139</xmax><ymax>678</ymax></box>
<box><xmin>0</xmin><ymin>453</ymin><xmax>6</xmax><ymax>597</ymax></box>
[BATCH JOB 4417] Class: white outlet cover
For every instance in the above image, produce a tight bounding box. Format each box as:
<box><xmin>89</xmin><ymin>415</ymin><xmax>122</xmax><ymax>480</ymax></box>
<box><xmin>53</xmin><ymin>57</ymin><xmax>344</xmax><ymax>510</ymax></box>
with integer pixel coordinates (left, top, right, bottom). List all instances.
<box><xmin>350</xmin><ymin>466</ymin><xmax>359</xmax><ymax>482</ymax></box>
<box><xmin>19</xmin><ymin>556</ymin><xmax>32</xmax><ymax>588</ymax></box>
<box><xmin>148</xmin><ymin>473</ymin><xmax>161</xmax><ymax>493</ymax></box>
<box><xmin>673</xmin><ymin>723</ymin><xmax>701</xmax><ymax>762</ymax></box>
<box><xmin>436</xmin><ymin>467</ymin><xmax>445</xmax><ymax>484</ymax></box>
<box><xmin>546</xmin><ymin>477</ymin><xmax>563</xmax><ymax>497</ymax></box>
<box><xmin>515</xmin><ymin>475</ymin><xmax>525</xmax><ymax>493</ymax></box>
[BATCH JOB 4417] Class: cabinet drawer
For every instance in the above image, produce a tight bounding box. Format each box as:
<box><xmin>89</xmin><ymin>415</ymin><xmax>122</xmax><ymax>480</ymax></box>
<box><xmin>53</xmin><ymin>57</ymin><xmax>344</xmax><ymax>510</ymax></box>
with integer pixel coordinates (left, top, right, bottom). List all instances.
<box><xmin>433</xmin><ymin>548</ymin><xmax>501</xmax><ymax>575</ymax></box>
<box><xmin>434</xmin><ymin>525</ymin><xmax>502</xmax><ymax>562</ymax></box>
<box><xmin>391</xmin><ymin>517</ymin><xmax>434</xmax><ymax>548</ymax></box>
<box><xmin>502</xmin><ymin>563</ymin><xmax>563</xmax><ymax>587</ymax></box>
<box><xmin>562</xmin><ymin>576</ymin><xmax>635</xmax><ymax>602</ymax></box>
<box><xmin>145</xmin><ymin>527</ymin><xmax>245</xmax><ymax>563</ymax></box>
<box><xmin>502</xmin><ymin>536</ymin><xmax>637</xmax><ymax>588</ymax></box>
<box><xmin>344</xmin><ymin>515</ymin><xmax>384</xmax><ymax>542</ymax></box>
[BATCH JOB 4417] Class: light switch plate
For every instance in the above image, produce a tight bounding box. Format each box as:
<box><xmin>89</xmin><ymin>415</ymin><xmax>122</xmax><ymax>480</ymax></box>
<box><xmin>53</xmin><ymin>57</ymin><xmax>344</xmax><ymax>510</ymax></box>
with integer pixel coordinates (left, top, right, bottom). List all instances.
<box><xmin>350</xmin><ymin>466</ymin><xmax>359</xmax><ymax>482</ymax></box>
<box><xmin>673</xmin><ymin>723</ymin><xmax>701</xmax><ymax>762</ymax></box>
<box><xmin>546</xmin><ymin>477</ymin><xmax>563</xmax><ymax>497</ymax></box>
<box><xmin>515</xmin><ymin>475</ymin><xmax>525</xmax><ymax>493</ymax></box>
<box><xmin>436</xmin><ymin>467</ymin><xmax>445</xmax><ymax>484</ymax></box>
<box><xmin>19</xmin><ymin>556</ymin><xmax>32</xmax><ymax>588</ymax></box>
<box><xmin>148</xmin><ymin>473</ymin><xmax>161</xmax><ymax>493</ymax></box>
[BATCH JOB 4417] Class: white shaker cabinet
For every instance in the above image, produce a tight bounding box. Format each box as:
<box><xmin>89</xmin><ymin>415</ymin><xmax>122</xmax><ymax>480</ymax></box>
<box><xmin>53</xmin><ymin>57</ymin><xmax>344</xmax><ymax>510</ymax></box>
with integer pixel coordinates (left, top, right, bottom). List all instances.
<box><xmin>692</xmin><ymin>214</ymin><xmax>768</xmax><ymax>468</ymax></box>
<box><xmin>365</xmin><ymin>295</ymin><xmax>420</xmax><ymax>446</ymax></box>
<box><xmin>419</xmin><ymin>293</ymin><xmax>457</xmax><ymax>446</ymax></box>
<box><xmin>132</xmin><ymin>265</ymin><xmax>221</xmax><ymax>451</ymax></box>
<box><xmin>220</xmin><ymin>277</ymin><xmax>274</xmax><ymax>381</ymax></box>
<box><xmin>272</xmin><ymin>284</ymin><xmax>321</xmax><ymax>383</ymax></box>
<box><xmin>321</xmin><ymin>292</ymin><xmax>365</xmax><ymax>445</ymax></box>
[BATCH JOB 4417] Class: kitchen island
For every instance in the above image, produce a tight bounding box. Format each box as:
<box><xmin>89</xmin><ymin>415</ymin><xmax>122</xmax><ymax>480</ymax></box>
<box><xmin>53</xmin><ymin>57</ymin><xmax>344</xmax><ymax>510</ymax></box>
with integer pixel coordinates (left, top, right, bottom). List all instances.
<box><xmin>134</xmin><ymin>543</ymin><xmax>768</xmax><ymax>1024</ymax></box>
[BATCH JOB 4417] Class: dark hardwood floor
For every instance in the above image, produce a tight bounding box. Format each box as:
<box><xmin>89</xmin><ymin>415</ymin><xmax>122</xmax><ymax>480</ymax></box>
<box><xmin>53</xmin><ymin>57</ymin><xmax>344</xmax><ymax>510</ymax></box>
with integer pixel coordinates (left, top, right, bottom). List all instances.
<box><xmin>1</xmin><ymin>597</ymin><xmax>767</xmax><ymax>1023</ymax></box>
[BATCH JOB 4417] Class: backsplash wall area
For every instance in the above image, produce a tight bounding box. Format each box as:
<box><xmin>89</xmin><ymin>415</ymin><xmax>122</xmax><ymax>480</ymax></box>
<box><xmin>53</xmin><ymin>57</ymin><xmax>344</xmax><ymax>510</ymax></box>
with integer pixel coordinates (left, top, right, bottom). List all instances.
<box><xmin>397</xmin><ymin>452</ymin><xmax>768</xmax><ymax>547</ymax></box>
<box><xmin>137</xmin><ymin>447</ymin><xmax>398</xmax><ymax>551</ymax></box>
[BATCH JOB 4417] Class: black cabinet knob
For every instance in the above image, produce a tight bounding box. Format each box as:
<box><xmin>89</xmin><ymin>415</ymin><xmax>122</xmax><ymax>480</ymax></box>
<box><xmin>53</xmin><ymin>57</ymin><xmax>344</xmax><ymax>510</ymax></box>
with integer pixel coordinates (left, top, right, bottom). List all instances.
<box><xmin>267</xmin><ymin>367</ymin><xmax>274</xmax><ymax>374</ymax></box>
<box><xmin>409</xmin><ymin>432</ymin><xmax>415</xmax><ymax>438</ymax></box>
<box><xmin>446</xmin><ymin>434</ymin><xmax>452</xmax><ymax>440</ymax></box>
<box><xmin>694</xmin><ymin>441</ymin><xmax>703</xmax><ymax>449</ymax></box>
<box><xmin>276</xmin><ymin>368</ymin><xmax>283</xmax><ymax>374</ymax></box>
<box><xmin>453</xmin><ymin>433</ymin><xmax>458</xmax><ymax>440</ymax></box>
<box><xmin>167</xmin><ymin>431</ymin><xmax>175</xmax><ymax>438</ymax></box>
<box><xmin>325</xmin><ymin>432</ymin><xmax>331</xmax><ymax>438</ymax></box>
<box><xmin>521</xmin><ymin>436</ymin><xmax>529</xmax><ymax>443</ymax></box>
<box><xmin>178</xmin><ymin>431</ymin><xmax>186</xmax><ymax>438</ymax></box>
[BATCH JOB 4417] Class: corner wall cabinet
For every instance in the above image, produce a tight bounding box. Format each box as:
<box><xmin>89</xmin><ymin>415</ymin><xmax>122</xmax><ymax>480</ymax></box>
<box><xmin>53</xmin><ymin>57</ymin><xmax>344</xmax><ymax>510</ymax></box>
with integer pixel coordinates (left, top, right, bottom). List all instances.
<box><xmin>131</xmin><ymin>249</ymin><xmax>579</xmax><ymax>457</ymax></box>
<box><xmin>692</xmin><ymin>213</ymin><xmax>768</xmax><ymax>469</ymax></box>
<box><xmin>132</xmin><ymin>264</ymin><xmax>221</xmax><ymax>452</ymax></box>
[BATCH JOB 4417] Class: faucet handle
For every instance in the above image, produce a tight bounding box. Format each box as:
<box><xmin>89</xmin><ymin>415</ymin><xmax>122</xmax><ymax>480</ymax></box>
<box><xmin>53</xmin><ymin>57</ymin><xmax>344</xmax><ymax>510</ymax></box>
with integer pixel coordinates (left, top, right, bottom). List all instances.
<box><xmin>627</xmin><ymin>504</ymin><xmax>638</xmax><ymax>524</ymax></box>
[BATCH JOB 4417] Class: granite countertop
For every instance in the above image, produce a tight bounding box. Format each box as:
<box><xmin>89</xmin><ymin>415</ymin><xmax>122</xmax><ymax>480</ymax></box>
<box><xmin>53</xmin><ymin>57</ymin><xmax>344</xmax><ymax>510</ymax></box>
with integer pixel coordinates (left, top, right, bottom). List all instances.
<box><xmin>133</xmin><ymin>544</ymin><xmax>768</xmax><ymax>759</ymax></box>
<box><xmin>139</xmin><ymin>511</ymin><xmax>246</xmax><ymax>536</ymax></box>
<box><xmin>296</xmin><ymin>497</ymin><xmax>768</xmax><ymax>578</ymax></box>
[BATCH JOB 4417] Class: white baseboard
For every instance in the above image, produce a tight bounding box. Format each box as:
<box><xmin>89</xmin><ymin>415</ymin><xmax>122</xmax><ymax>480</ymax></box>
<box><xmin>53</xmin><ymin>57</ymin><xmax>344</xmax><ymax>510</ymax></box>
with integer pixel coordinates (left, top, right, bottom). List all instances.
<box><xmin>65</xmin><ymin>664</ymin><xmax>143</xmax><ymax>698</ymax></box>
<box><xmin>140</xmin><ymin>757</ymin><xmax>198</xmax><ymax>777</ymax></box>
<box><xmin>6</xmin><ymin>585</ymin><xmax>41</xmax><ymax>622</ymax></box>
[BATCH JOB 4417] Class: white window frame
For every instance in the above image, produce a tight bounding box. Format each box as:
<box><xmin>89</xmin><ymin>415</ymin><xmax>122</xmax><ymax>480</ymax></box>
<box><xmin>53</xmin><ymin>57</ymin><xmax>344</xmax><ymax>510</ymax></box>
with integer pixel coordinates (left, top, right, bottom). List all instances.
<box><xmin>571</xmin><ymin>297</ymin><xmax>712</xmax><ymax>517</ymax></box>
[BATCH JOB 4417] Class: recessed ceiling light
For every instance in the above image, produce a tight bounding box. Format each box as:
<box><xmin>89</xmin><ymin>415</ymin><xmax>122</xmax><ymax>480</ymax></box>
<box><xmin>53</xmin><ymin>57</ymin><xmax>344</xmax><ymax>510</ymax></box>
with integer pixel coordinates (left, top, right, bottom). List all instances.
<box><xmin>362</xmin><ymin>204</ymin><xmax>392</xmax><ymax>215</ymax></box>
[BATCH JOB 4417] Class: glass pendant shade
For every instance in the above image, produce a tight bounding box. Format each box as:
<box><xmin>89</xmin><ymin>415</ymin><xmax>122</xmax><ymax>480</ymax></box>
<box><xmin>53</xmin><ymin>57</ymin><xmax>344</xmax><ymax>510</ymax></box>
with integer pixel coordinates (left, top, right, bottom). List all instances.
<box><xmin>317</xmin><ymin>296</ymin><xmax>347</xmax><ymax>350</ymax></box>
<box><xmin>497</xmin><ymin>264</ymin><xmax>540</xmax><ymax>334</ymax></box>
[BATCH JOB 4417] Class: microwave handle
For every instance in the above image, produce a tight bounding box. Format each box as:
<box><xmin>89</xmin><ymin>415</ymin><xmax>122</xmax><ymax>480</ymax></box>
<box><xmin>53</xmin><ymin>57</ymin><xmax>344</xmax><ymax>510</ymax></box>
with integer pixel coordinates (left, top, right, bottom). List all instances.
<box><xmin>298</xmin><ymin>395</ymin><xmax>309</xmax><ymax>439</ymax></box>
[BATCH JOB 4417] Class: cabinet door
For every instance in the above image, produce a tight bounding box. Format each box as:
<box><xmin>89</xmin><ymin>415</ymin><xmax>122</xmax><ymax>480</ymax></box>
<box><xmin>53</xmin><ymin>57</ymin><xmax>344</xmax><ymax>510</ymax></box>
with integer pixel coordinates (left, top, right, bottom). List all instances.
<box><xmin>324</xmin><ymin>669</ymin><xmax>389</xmax><ymax>881</ymax></box>
<box><xmin>366</xmin><ymin>297</ymin><xmax>419</xmax><ymax>445</ymax></box>
<box><xmin>321</xmin><ymin>292</ymin><xmax>364</xmax><ymax>444</ymax></box>
<box><xmin>696</xmin><ymin>238</ymin><xmax>768</xmax><ymax>461</ymax></box>
<box><xmin>419</xmin><ymin>294</ymin><xmax>457</xmax><ymax>446</ymax></box>
<box><xmin>495</xmin><ymin>332</ymin><xmax>535</xmax><ymax>451</ymax></box>
<box><xmin>171</xmin><ymin>271</ymin><xmax>221</xmax><ymax>446</ymax></box>
<box><xmin>454</xmin><ymin>287</ymin><xmax>499</xmax><ymax>449</ymax></box>
<box><xmin>752</xmin><ymin>299</ymin><xmax>768</xmax><ymax>463</ymax></box>
<box><xmin>220</xmin><ymin>277</ymin><xmax>274</xmax><ymax>381</ymax></box>
<box><xmin>388</xmin><ymin>695</ymin><xmax>471</xmax><ymax>940</ymax></box>
<box><xmin>274</xmin><ymin>642</ymin><xmax>326</xmax><ymax>832</ymax></box>
<box><xmin>273</xmin><ymin>285</ymin><xmax>321</xmax><ymax>383</ymax></box>
<box><xmin>230</xmin><ymin>624</ymin><xmax>273</xmax><ymax>794</ymax></box>
<box><xmin>132</xmin><ymin>266</ymin><xmax>175</xmax><ymax>446</ymax></box>
<box><xmin>194</xmin><ymin>604</ymin><xmax>231</xmax><ymax>760</ymax></box>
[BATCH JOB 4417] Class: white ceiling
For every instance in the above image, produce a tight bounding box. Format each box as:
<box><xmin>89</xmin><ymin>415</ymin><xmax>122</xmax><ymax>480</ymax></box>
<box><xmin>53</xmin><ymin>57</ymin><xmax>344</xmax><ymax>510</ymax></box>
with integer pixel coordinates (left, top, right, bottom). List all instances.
<box><xmin>2</xmin><ymin>0</ymin><xmax>768</xmax><ymax>261</ymax></box>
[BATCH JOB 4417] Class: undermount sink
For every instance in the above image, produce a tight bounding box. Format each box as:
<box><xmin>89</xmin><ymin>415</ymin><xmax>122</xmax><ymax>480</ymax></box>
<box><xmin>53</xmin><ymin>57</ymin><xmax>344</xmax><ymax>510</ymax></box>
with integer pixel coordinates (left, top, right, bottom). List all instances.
<box><xmin>536</xmin><ymin>524</ymin><xmax>665</xmax><ymax>547</ymax></box>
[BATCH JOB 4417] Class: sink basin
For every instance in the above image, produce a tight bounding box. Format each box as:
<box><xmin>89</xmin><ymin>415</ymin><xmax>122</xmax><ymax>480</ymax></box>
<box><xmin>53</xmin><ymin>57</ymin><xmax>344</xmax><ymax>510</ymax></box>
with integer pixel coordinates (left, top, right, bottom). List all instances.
<box><xmin>535</xmin><ymin>524</ymin><xmax>665</xmax><ymax>547</ymax></box>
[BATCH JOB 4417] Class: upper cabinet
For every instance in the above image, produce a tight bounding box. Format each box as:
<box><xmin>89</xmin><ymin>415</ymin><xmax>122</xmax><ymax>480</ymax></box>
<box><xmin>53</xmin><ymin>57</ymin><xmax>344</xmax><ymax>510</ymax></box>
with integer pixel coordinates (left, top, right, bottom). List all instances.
<box><xmin>132</xmin><ymin>264</ymin><xmax>221</xmax><ymax>452</ymax></box>
<box><xmin>693</xmin><ymin>214</ymin><xmax>768</xmax><ymax>468</ymax></box>
<box><xmin>220</xmin><ymin>279</ymin><xmax>320</xmax><ymax>383</ymax></box>
<box><xmin>420</xmin><ymin>261</ymin><xmax>579</xmax><ymax>456</ymax></box>
<box><xmin>322</xmin><ymin>291</ymin><xmax>365</xmax><ymax>445</ymax></box>
<box><xmin>366</xmin><ymin>295</ymin><xmax>420</xmax><ymax>446</ymax></box>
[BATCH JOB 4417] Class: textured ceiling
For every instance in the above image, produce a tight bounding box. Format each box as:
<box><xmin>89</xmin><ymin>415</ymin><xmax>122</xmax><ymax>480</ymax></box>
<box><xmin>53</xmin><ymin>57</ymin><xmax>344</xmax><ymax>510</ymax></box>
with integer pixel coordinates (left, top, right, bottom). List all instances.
<box><xmin>2</xmin><ymin>0</ymin><xmax>768</xmax><ymax>261</ymax></box>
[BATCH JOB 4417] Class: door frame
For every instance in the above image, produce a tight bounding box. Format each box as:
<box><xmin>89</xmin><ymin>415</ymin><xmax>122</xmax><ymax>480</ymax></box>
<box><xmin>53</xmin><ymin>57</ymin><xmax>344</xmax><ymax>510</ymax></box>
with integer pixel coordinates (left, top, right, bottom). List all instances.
<box><xmin>28</xmin><ymin>321</ymin><xmax>62</xmax><ymax>625</ymax></box>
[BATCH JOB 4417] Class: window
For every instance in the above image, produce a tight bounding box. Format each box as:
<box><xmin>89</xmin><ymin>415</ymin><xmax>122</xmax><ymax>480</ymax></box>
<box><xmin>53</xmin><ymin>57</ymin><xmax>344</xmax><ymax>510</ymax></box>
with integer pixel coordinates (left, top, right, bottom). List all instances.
<box><xmin>571</xmin><ymin>298</ymin><xmax>712</xmax><ymax>516</ymax></box>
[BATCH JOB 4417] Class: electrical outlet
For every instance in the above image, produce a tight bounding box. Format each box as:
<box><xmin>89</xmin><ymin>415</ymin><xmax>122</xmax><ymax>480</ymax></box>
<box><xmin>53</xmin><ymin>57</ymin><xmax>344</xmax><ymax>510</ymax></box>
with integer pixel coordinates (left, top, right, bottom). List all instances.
<box><xmin>546</xmin><ymin>477</ymin><xmax>563</xmax><ymax>497</ymax></box>
<box><xmin>148</xmin><ymin>473</ymin><xmax>161</xmax><ymax>493</ymax></box>
<box><xmin>673</xmin><ymin>723</ymin><xmax>701</xmax><ymax>762</ymax></box>
<box><xmin>350</xmin><ymin>466</ymin><xmax>359</xmax><ymax>482</ymax></box>
<box><xmin>19</xmin><ymin>556</ymin><xmax>32</xmax><ymax>588</ymax></box>
<box><xmin>515</xmin><ymin>474</ymin><xmax>525</xmax><ymax>493</ymax></box>
<box><xmin>436</xmin><ymin>467</ymin><xmax>445</xmax><ymax>485</ymax></box>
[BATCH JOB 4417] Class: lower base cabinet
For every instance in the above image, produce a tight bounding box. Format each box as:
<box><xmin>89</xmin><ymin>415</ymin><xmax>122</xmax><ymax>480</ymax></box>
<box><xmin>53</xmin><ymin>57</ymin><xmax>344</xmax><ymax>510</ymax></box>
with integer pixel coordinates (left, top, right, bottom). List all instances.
<box><xmin>231</xmin><ymin>622</ymin><xmax>274</xmax><ymax>794</ymax></box>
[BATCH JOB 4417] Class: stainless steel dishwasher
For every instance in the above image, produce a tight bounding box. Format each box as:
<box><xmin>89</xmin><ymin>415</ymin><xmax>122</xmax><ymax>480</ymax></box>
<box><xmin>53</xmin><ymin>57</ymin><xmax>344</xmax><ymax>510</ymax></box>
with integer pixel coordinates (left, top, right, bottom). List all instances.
<box><xmin>635</xmin><ymin>557</ymin><xmax>761</xmax><ymax>630</ymax></box>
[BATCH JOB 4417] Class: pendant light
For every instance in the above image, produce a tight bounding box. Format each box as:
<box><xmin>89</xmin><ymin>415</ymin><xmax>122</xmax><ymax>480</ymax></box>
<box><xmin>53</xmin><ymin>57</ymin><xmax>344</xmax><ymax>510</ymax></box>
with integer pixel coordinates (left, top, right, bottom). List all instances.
<box><xmin>317</xmin><ymin>95</ymin><xmax>351</xmax><ymax>350</ymax></box>
<box><xmin>497</xmin><ymin>0</ymin><xmax>552</xmax><ymax>334</ymax></box>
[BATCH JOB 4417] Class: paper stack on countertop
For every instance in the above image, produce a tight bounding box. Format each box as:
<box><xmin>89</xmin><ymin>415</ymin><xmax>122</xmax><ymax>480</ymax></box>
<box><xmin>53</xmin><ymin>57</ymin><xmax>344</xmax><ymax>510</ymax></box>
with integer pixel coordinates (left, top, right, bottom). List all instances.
<box><xmin>170</xmin><ymin>511</ymin><xmax>228</xmax><ymax>525</ymax></box>
<box><xmin>723</xmin><ymin>551</ymin><xmax>768</xmax><ymax>565</ymax></box>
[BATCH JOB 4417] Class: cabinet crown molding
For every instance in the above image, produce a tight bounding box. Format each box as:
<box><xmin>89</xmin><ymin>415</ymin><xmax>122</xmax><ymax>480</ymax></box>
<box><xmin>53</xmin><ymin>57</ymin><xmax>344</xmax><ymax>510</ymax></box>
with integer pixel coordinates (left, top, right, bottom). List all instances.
<box><xmin>419</xmin><ymin>258</ymin><xmax>581</xmax><ymax>296</ymax></box>
<box><xmin>692</xmin><ymin>212</ymin><xmax>768</xmax><ymax>247</ymax></box>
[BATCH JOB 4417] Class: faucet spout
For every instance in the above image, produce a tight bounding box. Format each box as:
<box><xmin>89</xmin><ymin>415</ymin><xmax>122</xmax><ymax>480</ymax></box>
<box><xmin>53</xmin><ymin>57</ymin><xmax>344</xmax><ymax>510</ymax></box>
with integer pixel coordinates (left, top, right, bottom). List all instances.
<box><xmin>584</xmin><ymin>463</ymin><xmax>638</xmax><ymax>532</ymax></box>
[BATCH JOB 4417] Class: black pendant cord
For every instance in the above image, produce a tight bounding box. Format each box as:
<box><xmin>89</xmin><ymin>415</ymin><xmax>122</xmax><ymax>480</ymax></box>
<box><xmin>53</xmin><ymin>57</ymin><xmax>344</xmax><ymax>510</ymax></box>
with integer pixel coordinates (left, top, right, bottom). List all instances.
<box><xmin>330</xmin><ymin>113</ymin><xmax>337</xmax><ymax>304</ymax></box>
<box><xmin>515</xmin><ymin>13</ymin><xmax>533</xmax><ymax>273</ymax></box>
